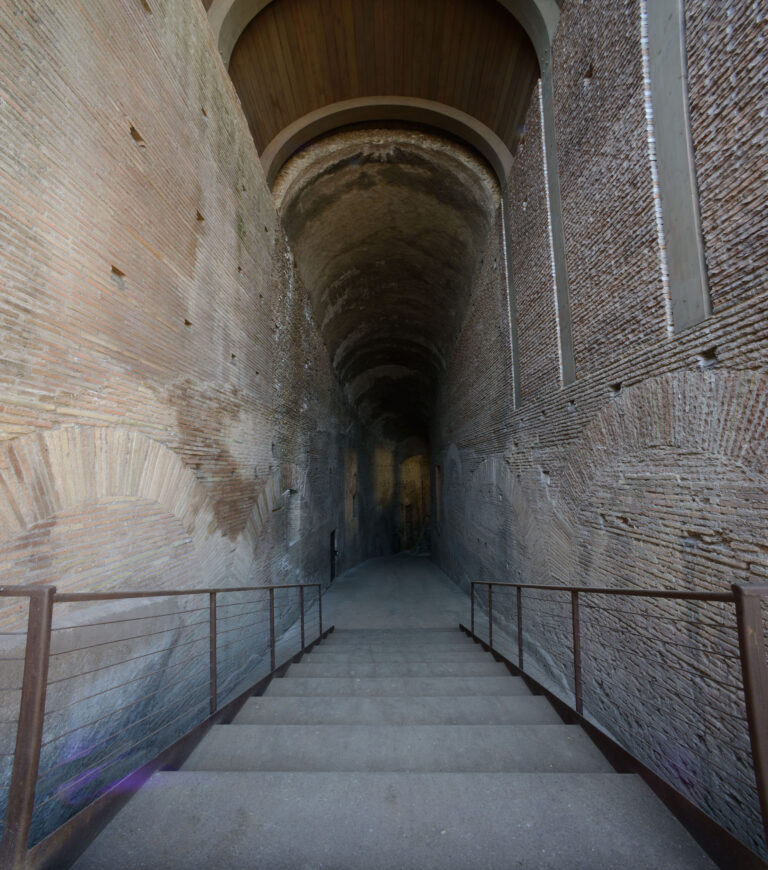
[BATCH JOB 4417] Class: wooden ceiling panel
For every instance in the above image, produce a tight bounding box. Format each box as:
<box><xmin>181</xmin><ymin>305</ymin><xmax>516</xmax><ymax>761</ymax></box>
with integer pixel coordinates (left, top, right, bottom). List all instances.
<box><xmin>228</xmin><ymin>0</ymin><xmax>539</xmax><ymax>158</ymax></box>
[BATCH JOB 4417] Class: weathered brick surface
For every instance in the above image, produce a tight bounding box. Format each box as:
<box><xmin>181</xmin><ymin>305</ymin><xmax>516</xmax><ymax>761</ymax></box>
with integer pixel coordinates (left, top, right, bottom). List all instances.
<box><xmin>552</xmin><ymin>0</ymin><xmax>667</xmax><ymax>377</ymax></box>
<box><xmin>0</xmin><ymin>0</ymin><xmax>370</xmax><ymax>841</ymax></box>
<box><xmin>433</xmin><ymin>1</ymin><xmax>768</xmax><ymax>853</ymax></box>
<box><xmin>508</xmin><ymin>81</ymin><xmax>561</xmax><ymax>403</ymax></box>
<box><xmin>685</xmin><ymin>0</ymin><xmax>768</xmax><ymax>312</ymax></box>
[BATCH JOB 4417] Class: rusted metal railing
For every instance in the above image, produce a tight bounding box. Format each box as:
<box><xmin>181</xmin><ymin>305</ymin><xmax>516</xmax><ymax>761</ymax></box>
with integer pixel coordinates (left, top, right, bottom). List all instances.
<box><xmin>469</xmin><ymin>579</ymin><xmax>768</xmax><ymax>852</ymax></box>
<box><xmin>0</xmin><ymin>580</ymin><xmax>324</xmax><ymax>869</ymax></box>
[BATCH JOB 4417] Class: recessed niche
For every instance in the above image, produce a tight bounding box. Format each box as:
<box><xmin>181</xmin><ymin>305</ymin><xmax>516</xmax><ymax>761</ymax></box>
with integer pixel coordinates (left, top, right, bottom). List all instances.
<box><xmin>584</xmin><ymin>62</ymin><xmax>594</xmax><ymax>84</ymax></box>
<box><xmin>231</xmin><ymin>354</ymin><xmax>237</xmax><ymax>361</ymax></box>
<box><xmin>130</xmin><ymin>125</ymin><xmax>146</xmax><ymax>148</ymax></box>
<box><xmin>697</xmin><ymin>346</ymin><xmax>718</xmax><ymax>369</ymax></box>
<box><xmin>184</xmin><ymin>319</ymin><xmax>192</xmax><ymax>327</ymax></box>
<box><xmin>609</xmin><ymin>382</ymin><xmax>622</xmax><ymax>396</ymax></box>
<box><xmin>110</xmin><ymin>265</ymin><xmax>126</xmax><ymax>290</ymax></box>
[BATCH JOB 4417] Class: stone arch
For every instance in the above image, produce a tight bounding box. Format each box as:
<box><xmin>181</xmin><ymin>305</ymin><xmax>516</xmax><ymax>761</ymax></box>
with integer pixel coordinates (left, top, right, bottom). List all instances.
<box><xmin>0</xmin><ymin>427</ymin><xmax>288</xmax><ymax>595</ymax></box>
<box><xmin>262</xmin><ymin>97</ymin><xmax>514</xmax><ymax>187</ymax></box>
<box><xmin>557</xmin><ymin>370</ymin><xmax>768</xmax><ymax>591</ymax></box>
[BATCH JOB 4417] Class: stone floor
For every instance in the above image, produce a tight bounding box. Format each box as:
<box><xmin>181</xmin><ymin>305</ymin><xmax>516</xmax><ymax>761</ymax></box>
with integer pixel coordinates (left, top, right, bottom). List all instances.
<box><xmin>322</xmin><ymin>553</ymin><xmax>470</xmax><ymax>629</ymax></box>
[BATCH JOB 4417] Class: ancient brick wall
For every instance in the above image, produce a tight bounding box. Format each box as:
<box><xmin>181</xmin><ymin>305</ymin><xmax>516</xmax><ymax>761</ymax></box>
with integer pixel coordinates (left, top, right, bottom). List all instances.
<box><xmin>685</xmin><ymin>0</ymin><xmax>768</xmax><ymax>312</ymax></box>
<box><xmin>432</xmin><ymin>0</ymin><xmax>768</xmax><ymax>853</ymax></box>
<box><xmin>0</xmin><ymin>0</ymin><xmax>363</xmax><ymax>604</ymax></box>
<box><xmin>0</xmin><ymin>0</ymin><xmax>369</xmax><ymax>841</ymax></box>
<box><xmin>552</xmin><ymin>0</ymin><xmax>668</xmax><ymax>378</ymax></box>
<box><xmin>508</xmin><ymin>81</ymin><xmax>561</xmax><ymax>404</ymax></box>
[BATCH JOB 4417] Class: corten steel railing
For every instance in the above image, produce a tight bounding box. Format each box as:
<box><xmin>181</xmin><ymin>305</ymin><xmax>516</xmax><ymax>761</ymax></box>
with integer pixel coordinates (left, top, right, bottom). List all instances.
<box><xmin>0</xmin><ymin>581</ymin><xmax>324</xmax><ymax>869</ymax></box>
<box><xmin>468</xmin><ymin>580</ymin><xmax>768</xmax><ymax>858</ymax></box>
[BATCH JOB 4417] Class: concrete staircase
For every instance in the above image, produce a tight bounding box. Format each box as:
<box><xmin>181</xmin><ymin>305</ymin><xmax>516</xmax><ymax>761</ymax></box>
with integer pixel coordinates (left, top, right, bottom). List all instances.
<box><xmin>74</xmin><ymin>627</ymin><xmax>716</xmax><ymax>869</ymax></box>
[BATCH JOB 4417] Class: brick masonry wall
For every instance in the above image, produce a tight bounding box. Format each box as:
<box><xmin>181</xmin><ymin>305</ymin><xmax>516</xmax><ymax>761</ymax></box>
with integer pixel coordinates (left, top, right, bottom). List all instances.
<box><xmin>552</xmin><ymin>0</ymin><xmax>668</xmax><ymax>378</ymax></box>
<box><xmin>433</xmin><ymin>0</ymin><xmax>768</xmax><ymax>854</ymax></box>
<box><xmin>685</xmin><ymin>0</ymin><xmax>768</xmax><ymax>313</ymax></box>
<box><xmin>507</xmin><ymin>81</ymin><xmax>562</xmax><ymax>404</ymax></box>
<box><xmin>0</xmin><ymin>0</ymin><xmax>366</xmax><ymax>604</ymax></box>
<box><xmin>0</xmin><ymin>0</ymin><xmax>373</xmax><ymax>842</ymax></box>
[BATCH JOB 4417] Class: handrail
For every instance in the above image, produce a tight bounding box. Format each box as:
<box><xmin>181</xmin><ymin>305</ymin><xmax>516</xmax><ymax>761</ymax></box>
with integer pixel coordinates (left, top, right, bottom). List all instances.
<box><xmin>470</xmin><ymin>579</ymin><xmax>768</xmax><ymax>857</ymax></box>
<box><xmin>0</xmin><ymin>580</ymin><xmax>325</xmax><ymax>869</ymax></box>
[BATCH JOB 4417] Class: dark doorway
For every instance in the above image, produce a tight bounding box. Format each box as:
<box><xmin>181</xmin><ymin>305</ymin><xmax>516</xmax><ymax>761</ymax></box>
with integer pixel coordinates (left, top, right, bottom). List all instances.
<box><xmin>330</xmin><ymin>530</ymin><xmax>337</xmax><ymax>583</ymax></box>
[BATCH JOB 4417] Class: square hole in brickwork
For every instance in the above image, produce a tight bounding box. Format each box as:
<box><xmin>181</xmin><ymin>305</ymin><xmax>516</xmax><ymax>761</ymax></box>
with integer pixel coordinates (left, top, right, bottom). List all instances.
<box><xmin>130</xmin><ymin>125</ymin><xmax>145</xmax><ymax>148</ymax></box>
<box><xmin>110</xmin><ymin>265</ymin><xmax>126</xmax><ymax>291</ymax></box>
<box><xmin>697</xmin><ymin>346</ymin><xmax>718</xmax><ymax>369</ymax></box>
<box><xmin>609</xmin><ymin>382</ymin><xmax>622</xmax><ymax>397</ymax></box>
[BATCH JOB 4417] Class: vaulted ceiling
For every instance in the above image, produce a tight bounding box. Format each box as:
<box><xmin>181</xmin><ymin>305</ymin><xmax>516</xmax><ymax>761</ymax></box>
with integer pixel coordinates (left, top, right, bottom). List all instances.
<box><xmin>275</xmin><ymin>128</ymin><xmax>499</xmax><ymax>441</ymax></box>
<box><xmin>209</xmin><ymin>0</ymin><xmax>544</xmax><ymax>444</ymax></box>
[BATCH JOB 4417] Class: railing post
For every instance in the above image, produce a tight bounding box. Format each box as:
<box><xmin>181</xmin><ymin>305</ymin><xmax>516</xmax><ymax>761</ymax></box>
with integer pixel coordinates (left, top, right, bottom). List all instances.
<box><xmin>733</xmin><ymin>583</ymin><xmax>768</xmax><ymax>844</ymax></box>
<box><xmin>208</xmin><ymin>592</ymin><xmax>217</xmax><ymax>716</ymax></box>
<box><xmin>471</xmin><ymin>582</ymin><xmax>475</xmax><ymax>635</ymax></box>
<box><xmin>517</xmin><ymin>586</ymin><xmax>523</xmax><ymax>669</ymax></box>
<box><xmin>0</xmin><ymin>586</ymin><xmax>55</xmax><ymax>870</ymax></box>
<box><xmin>571</xmin><ymin>590</ymin><xmax>583</xmax><ymax>716</ymax></box>
<box><xmin>488</xmin><ymin>584</ymin><xmax>493</xmax><ymax>650</ymax></box>
<box><xmin>318</xmin><ymin>584</ymin><xmax>323</xmax><ymax>636</ymax></box>
<box><xmin>300</xmin><ymin>585</ymin><xmax>305</xmax><ymax>649</ymax></box>
<box><xmin>269</xmin><ymin>587</ymin><xmax>276</xmax><ymax>672</ymax></box>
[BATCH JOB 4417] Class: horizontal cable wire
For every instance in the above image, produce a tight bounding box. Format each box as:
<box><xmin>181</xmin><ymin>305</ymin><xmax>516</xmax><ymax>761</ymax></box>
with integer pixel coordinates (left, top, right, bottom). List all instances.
<box><xmin>38</xmin><ymin>682</ymin><xmax>211</xmax><ymax>781</ymax></box>
<box><xmin>34</xmin><ymin>695</ymin><xmax>211</xmax><ymax>812</ymax></box>
<box><xmin>49</xmin><ymin>618</ymin><xmax>210</xmax><ymax>657</ymax></box>
<box><xmin>40</xmin><ymin>662</ymin><xmax>210</xmax><ymax>749</ymax></box>
<box><xmin>50</xmin><ymin>604</ymin><xmax>208</xmax><ymax>632</ymax></box>
<box><xmin>45</xmin><ymin>647</ymin><xmax>211</xmax><ymax>716</ymax></box>
<box><xmin>46</xmin><ymin>634</ymin><xmax>209</xmax><ymax>686</ymax></box>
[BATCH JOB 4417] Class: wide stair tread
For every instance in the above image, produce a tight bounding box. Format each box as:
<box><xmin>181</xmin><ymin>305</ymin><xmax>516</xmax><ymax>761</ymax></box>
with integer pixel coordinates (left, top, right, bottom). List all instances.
<box><xmin>184</xmin><ymin>723</ymin><xmax>612</xmax><ymax>772</ymax></box>
<box><xmin>72</xmin><ymin>771</ymin><xmax>716</xmax><ymax>870</ymax></box>
<box><xmin>234</xmin><ymin>694</ymin><xmax>563</xmax><ymax>725</ymax></box>
<box><xmin>264</xmin><ymin>674</ymin><xmax>530</xmax><ymax>696</ymax></box>
<box><xmin>285</xmin><ymin>660</ymin><xmax>508</xmax><ymax>677</ymax></box>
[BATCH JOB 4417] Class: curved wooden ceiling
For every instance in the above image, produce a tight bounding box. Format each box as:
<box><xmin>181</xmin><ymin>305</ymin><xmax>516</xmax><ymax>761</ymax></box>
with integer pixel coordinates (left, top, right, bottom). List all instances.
<box><xmin>228</xmin><ymin>0</ymin><xmax>539</xmax><ymax>164</ymax></box>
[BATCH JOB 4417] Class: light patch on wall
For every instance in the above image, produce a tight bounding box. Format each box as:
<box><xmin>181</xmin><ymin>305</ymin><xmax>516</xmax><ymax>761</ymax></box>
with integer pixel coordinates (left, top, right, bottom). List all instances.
<box><xmin>345</xmin><ymin>449</ymin><xmax>359</xmax><ymax>533</ymax></box>
<box><xmin>640</xmin><ymin>0</ymin><xmax>674</xmax><ymax>335</ymax></box>
<box><xmin>374</xmin><ymin>445</ymin><xmax>395</xmax><ymax>509</ymax></box>
<box><xmin>538</xmin><ymin>82</ymin><xmax>564</xmax><ymax>385</ymax></box>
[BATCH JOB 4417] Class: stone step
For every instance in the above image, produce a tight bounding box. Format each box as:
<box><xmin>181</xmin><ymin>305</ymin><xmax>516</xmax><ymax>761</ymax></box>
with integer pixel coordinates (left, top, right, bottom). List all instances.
<box><xmin>304</xmin><ymin>649</ymin><xmax>493</xmax><ymax>663</ymax></box>
<box><xmin>233</xmin><ymin>694</ymin><xmax>563</xmax><ymax>726</ymax></box>
<box><xmin>71</xmin><ymin>771</ymin><xmax>717</xmax><ymax>870</ymax></box>
<box><xmin>322</xmin><ymin>631</ymin><xmax>472</xmax><ymax>644</ymax></box>
<box><xmin>285</xmin><ymin>661</ymin><xmax>509</xmax><ymax>678</ymax></box>
<box><xmin>264</xmin><ymin>675</ymin><xmax>530</xmax><ymax>697</ymax></box>
<box><xmin>320</xmin><ymin>638</ymin><xmax>476</xmax><ymax>650</ymax></box>
<box><xmin>328</xmin><ymin>630</ymin><xmax>464</xmax><ymax>636</ymax></box>
<box><xmin>183</xmin><ymin>724</ymin><xmax>612</xmax><ymax>773</ymax></box>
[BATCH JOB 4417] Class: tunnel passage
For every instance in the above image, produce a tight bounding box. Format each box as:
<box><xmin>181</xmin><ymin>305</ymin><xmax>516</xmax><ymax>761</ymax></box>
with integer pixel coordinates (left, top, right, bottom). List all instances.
<box><xmin>274</xmin><ymin>127</ymin><xmax>500</xmax><ymax>445</ymax></box>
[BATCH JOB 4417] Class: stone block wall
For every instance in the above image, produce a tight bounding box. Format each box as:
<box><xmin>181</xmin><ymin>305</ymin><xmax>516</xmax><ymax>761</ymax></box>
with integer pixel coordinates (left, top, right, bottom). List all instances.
<box><xmin>432</xmin><ymin>0</ymin><xmax>768</xmax><ymax>853</ymax></box>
